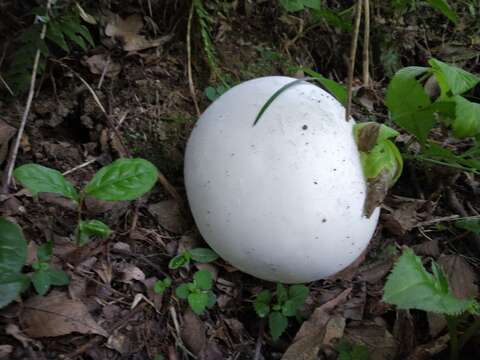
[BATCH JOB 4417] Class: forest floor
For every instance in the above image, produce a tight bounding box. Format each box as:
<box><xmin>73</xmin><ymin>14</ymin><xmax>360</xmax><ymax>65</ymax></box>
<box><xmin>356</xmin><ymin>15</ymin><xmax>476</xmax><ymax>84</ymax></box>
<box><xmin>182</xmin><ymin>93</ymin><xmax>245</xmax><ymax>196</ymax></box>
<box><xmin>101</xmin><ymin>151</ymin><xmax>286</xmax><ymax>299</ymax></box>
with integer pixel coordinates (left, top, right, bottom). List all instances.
<box><xmin>1</xmin><ymin>1</ymin><xmax>480</xmax><ymax>359</ymax></box>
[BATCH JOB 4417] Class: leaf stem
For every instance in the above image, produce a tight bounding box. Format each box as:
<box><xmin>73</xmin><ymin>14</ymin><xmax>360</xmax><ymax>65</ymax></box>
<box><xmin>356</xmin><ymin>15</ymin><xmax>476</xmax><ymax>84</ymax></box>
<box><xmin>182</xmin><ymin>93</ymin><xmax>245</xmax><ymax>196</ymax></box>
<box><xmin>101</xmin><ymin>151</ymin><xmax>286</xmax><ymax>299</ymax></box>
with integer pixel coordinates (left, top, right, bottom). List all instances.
<box><xmin>447</xmin><ymin>316</ymin><xmax>459</xmax><ymax>360</ymax></box>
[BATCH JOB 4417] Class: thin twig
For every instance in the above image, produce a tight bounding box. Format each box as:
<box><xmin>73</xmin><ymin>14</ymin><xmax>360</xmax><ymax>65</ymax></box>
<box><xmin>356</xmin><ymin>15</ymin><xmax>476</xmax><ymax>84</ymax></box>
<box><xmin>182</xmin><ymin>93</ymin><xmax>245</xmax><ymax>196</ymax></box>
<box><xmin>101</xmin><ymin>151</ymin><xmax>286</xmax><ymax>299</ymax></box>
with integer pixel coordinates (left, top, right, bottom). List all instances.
<box><xmin>62</xmin><ymin>157</ymin><xmax>99</xmax><ymax>176</ymax></box>
<box><xmin>362</xmin><ymin>0</ymin><xmax>370</xmax><ymax>87</ymax></box>
<box><xmin>253</xmin><ymin>318</ymin><xmax>265</xmax><ymax>360</ymax></box>
<box><xmin>0</xmin><ymin>73</ymin><xmax>14</xmax><ymax>96</ymax></box>
<box><xmin>1</xmin><ymin>0</ymin><xmax>53</xmax><ymax>193</ymax></box>
<box><xmin>97</xmin><ymin>55</ymin><xmax>110</xmax><ymax>89</ymax></box>
<box><xmin>345</xmin><ymin>0</ymin><xmax>363</xmax><ymax>121</ymax></box>
<box><xmin>187</xmin><ymin>1</ymin><xmax>201</xmax><ymax>117</ymax></box>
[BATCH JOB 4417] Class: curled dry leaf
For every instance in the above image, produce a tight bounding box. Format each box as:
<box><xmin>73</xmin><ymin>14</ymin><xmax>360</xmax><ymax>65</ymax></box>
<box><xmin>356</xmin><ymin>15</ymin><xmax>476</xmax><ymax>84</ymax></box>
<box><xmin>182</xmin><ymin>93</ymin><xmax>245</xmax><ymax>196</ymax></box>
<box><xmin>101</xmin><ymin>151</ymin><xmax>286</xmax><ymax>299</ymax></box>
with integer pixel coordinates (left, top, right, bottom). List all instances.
<box><xmin>105</xmin><ymin>14</ymin><xmax>173</xmax><ymax>52</ymax></box>
<box><xmin>86</xmin><ymin>54</ymin><xmax>121</xmax><ymax>78</ymax></box>
<box><xmin>148</xmin><ymin>200</ymin><xmax>187</xmax><ymax>234</ymax></box>
<box><xmin>20</xmin><ymin>291</ymin><xmax>108</xmax><ymax>338</ymax></box>
<box><xmin>382</xmin><ymin>202</ymin><xmax>420</xmax><ymax>236</ymax></box>
<box><xmin>181</xmin><ymin>309</ymin><xmax>206</xmax><ymax>356</ymax></box>
<box><xmin>107</xmin><ymin>332</ymin><xmax>130</xmax><ymax>354</ymax></box>
<box><xmin>118</xmin><ymin>263</ymin><xmax>146</xmax><ymax>283</ymax></box>
<box><xmin>438</xmin><ymin>255</ymin><xmax>478</xmax><ymax>299</ymax></box>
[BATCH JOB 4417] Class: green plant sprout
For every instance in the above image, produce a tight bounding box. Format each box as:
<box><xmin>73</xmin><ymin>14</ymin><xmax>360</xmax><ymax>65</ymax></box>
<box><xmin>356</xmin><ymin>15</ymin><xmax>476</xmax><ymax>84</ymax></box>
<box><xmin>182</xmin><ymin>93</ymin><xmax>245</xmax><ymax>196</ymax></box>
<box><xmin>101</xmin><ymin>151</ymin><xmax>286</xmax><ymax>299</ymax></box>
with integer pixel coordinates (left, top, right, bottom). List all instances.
<box><xmin>13</xmin><ymin>158</ymin><xmax>158</xmax><ymax>246</ymax></box>
<box><xmin>5</xmin><ymin>3</ymin><xmax>95</xmax><ymax>95</ymax></box>
<box><xmin>383</xmin><ymin>248</ymin><xmax>480</xmax><ymax>360</ymax></box>
<box><xmin>168</xmin><ymin>247</ymin><xmax>219</xmax><ymax>269</ymax></box>
<box><xmin>0</xmin><ymin>218</ymin><xmax>70</xmax><ymax>308</ymax></box>
<box><xmin>175</xmin><ymin>269</ymin><xmax>216</xmax><ymax>315</ymax></box>
<box><xmin>204</xmin><ymin>84</ymin><xmax>229</xmax><ymax>102</ymax></box>
<box><xmin>153</xmin><ymin>277</ymin><xmax>172</xmax><ymax>294</ymax></box>
<box><xmin>254</xmin><ymin>283</ymin><xmax>309</xmax><ymax>341</ymax></box>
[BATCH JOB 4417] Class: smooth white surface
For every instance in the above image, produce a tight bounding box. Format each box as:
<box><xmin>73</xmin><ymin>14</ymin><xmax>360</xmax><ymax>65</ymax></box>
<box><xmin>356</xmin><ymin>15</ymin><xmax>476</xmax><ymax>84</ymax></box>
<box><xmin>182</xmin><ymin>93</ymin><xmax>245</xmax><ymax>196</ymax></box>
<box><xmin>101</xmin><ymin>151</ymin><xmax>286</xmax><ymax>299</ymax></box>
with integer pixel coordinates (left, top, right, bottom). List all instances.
<box><xmin>184</xmin><ymin>76</ymin><xmax>379</xmax><ymax>283</ymax></box>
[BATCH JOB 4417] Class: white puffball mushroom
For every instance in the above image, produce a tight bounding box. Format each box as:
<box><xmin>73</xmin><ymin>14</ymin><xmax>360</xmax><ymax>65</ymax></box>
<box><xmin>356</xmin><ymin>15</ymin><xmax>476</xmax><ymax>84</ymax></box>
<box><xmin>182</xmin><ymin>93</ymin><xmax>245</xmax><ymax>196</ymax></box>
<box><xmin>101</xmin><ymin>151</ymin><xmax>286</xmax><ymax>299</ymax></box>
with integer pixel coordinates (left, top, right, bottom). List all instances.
<box><xmin>184</xmin><ymin>76</ymin><xmax>380</xmax><ymax>283</ymax></box>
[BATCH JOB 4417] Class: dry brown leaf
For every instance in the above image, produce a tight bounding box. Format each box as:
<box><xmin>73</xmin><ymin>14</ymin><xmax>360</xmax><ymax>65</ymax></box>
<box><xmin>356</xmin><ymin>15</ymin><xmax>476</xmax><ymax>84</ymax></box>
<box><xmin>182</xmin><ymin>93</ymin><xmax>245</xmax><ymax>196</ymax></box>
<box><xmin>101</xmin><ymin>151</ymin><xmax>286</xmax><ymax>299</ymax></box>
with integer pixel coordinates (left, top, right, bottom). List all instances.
<box><xmin>105</xmin><ymin>14</ymin><xmax>172</xmax><ymax>52</ymax></box>
<box><xmin>427</xmin><ymin>312</ymin><xmax>446</xmax><ymax>338</ymax></box>
<box><xmin>382</xmin><ymin>202</ymin><xmax>419</xmax><ymax>236</ymax></box>
<box><xmin>5</xmin><ymin>324</ymin><xmax>39</xmax><ymax>348</ymax></box>
<box><xmin>107</xmin><ymin>332</ymin><xmax>130</xmax><ymax>354</ymax></box>
<box><xmin>343</xmin><ymin>320</ymin><xmax>397</xmax><ymax>360</ymax></box>
<box><xmin>282</xmin><ymin>288</ymin><xmax>351</xmax><ymax>360</ymax></box>
<box><xmin>323</xmin><ymin>315</ymin><xmax>346</xmax><ymax>346</ymax></box>
<box><xmin>438</xmin><ymin>255</ymin><xmax>478</xmax><ymax>299</ymax></box>
<box><xmin>0</xmin><ymin>119</ymin><xmax>16</xmax><ymax>165</ymax></box>
<box><xmin>181</xmin><ymin>309</ymin><xmax>206</xmax><ymax>356</ymax></box>
<box><xmin>0</xmin><ymin>345</ymin><xmax>13</xmax><ymax>359</ymax></box>
<box><xmin>149</xmin><ymin>200</ymin><xmax>187</xmax><ymax>233</ymax></box>
<box><xmin>118</xmin><ymin>263</ymin><xmax>146</xmax><ymax>283</ymax></box>
<box><xmin>393</xmin><ymin>310</ymin><xmax>416</xmax><ymax>357</ymax></box>
<box><xmin>20</xmin><ymin>291</ymin><xmax>108</xmax><ymax>338</ymax></box>
<box><xmin>364</xmin><ymin>170</ymin><xmax>390</xmax><ymax>218</ymax></box>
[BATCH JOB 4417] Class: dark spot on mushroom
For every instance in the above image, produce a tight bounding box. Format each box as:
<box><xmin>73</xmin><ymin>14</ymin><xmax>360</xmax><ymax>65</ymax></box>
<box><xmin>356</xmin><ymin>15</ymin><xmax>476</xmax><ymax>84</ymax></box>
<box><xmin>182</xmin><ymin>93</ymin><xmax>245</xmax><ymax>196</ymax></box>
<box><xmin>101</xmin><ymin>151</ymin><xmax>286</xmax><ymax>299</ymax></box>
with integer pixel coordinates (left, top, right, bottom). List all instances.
<box><xmin>333</xmin><ymin>168</ymin><xmax>337</xmax><ymax>171</ymax></box>
<box><xmin>322</xmin><ymin>218</ymin><xmax>327</xmax><ymax>223</ymax></box>
<box><xmin>314</xmin><ymin>181</ymin><xmax>318</xmax><ymax>185</ymax></box>
<box><xmin>305</xmin><ymin>142</ymin><xmax>309</xmax><ymax>145</ymax></box>
<box><xmin>230</xmin><ymin>153</ymin><xmax>235</xmax><ymax>156</ymax></box>
<box><xmin>315</xmin><ymin>236</ymin><xmax>319</xmax><ymax>239</ymax></box>
<box><xmin>302</xmin><ymin>125</ymin><xmax>308</xmax><ymax>130</ymax></box>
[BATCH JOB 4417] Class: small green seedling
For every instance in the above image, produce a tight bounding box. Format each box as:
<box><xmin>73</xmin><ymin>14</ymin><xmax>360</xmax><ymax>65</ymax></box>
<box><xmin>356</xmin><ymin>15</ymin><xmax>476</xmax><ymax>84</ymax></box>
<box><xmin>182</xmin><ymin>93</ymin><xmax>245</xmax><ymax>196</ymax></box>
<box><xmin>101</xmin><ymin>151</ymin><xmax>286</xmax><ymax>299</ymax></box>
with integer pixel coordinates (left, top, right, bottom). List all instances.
<box><xmin>0</xmin><ymin>218</ymin><xmax>70</xmax><ymax>308</ymax></box>
<box><xmin>168</xmin><ymin>247</ymin><xmax>219</xmax><ymax>269</ymax></box>
<box><xmin>31</xmin><ymin>241</ymin><xmax>69</xmax><ymax>296</ymax></box>
<box><xmin>175</xmin><ymin>269</ymin><xmax>216</xmax><ymax>315</ymax></box>
<box><xmin>383</xmin><ymin>248</ymin><xmax>480</xmax><ymax>360</ymax></box>
<box><xmin>204</xmin><ymin>84</ymin><xmax>229</xmax><ymax>102</ymax></box>
<box><xmin>254</xmin><ymin>283</ymin><xmax>309</xmax><ymax>341</ymax></box>
<box><xmin>13</xmin><ymin>158</ymin><xmax>158</xmax><ymax>245</ymax></box>
<box><xmin>153</xmin><ymin>277</ymin><xmax>172</xmax><ymax>294</ymax></box>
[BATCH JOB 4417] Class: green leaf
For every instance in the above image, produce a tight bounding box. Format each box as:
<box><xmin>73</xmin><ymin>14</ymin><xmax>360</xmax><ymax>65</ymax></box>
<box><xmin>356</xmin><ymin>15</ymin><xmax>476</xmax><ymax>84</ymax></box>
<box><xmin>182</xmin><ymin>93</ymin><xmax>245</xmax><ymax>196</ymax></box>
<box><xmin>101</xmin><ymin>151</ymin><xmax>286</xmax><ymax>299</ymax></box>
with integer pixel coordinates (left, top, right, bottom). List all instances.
<box><xmin>193</xmin><ymin>269</ymin><xmax>213</xmax><ymax>290</ymax></box>
<box><xmin>451</xmin><ymin>96</ymin><xmax>480</xmax><ymax>138</ymax></box>
<box><xmin>0</xmin><ymin>218</ymin><xmax>27</xmax><ymax>274</ymax></box>
<box><xmin>360</xmin><ymin>140</ymin><xmax>403</xmax><ymax>185</ymax></box>
<box><xmin>37</xmin><ymin>242</ymin><xmax>53</xmax><ymax>262</ymax></box>
<box><xmin>386</xmin><ymin>67</ymin><xmax>434</xmax><ymax>144</ymax></box>
<box><xmin>32</xmin><ymin>271</ymin><xmax>51</xmax><ymax>296</ymax></box>
<box><xmin>175</xmin><ymin>284</ymin><xmax>190</xmax><ymax>299</ymax></box>
<box><xmin>302</xmin><ymin>0</ymin><xmax>321</xmax><ymax>10</ymax></box>
<box><xmin>189</xmin><ymin>248</ymin><xmax>219</xmax><ymax>263</ymax></box>
<box><xmin>46</xmin><ymin>21</ymin><xmax>69</xmax><ymax>52</ymax></box>
<box><xmin>169</xmin><ymin>254</ymin><xmax>189</xmax><ymax>269</ymax></box>
<box><xmin>206</xmin><ymin>290</ymin><xmax>216</xmax><ymax>308</ymax></box>
<box><xmin>14</xmin><ymin>164</ymin><xmax>79</xmax><ymax>202</ymax></box>
<box><xmin>84</xmin><ymin>158</ymin><xmax>158</xmax><ymax>201</ymax></box>
<box><xmin>282</xmin><ymin>300</ymin><xmax>298</xmax><ymax>317</ymax></box>
<box><xmin>75</xmin><ymin>220</ymin><xmax>111</xmax><ymax>246</ymax></box>
<box><xmin>455</xmin><ymin>218</ymin><xmax>480</xmax><ymax>234</ymax></box>
<box><xmin>0</xmin><ymin>272</ymin><xmax>29</xmax><ymax>308</ymax></box>
<box><xmin>154</xmin><ymin>277</ymin><xmax>172</xmax><ymax>294</ymax></box>
<box><xmin>269</xmin><ymin>311</ymin><xmax>288</xmax><ymax>341</ymax></box>
<box><xmin>337</xmin><ymin>339</ymin><xmax>370</xmax><ymax>360</ymax></box>
<box><xmin>303</xmin><ymin>69</ymin><xmax>348</xmax><ymax>105</ymax></box>
<box><xmin>280</xmin><ymin>0</ymin><xmax>305</xmax><ymax>12</ymax></box>
<box><xmin>276</xmin><ymin>283</ymin><xmax>288</xmax><ymax>304</ymax></box>
<box><xmin>426</xmin><ymin>0</ymin><xmax>458</xmax><ymax>24</ymax></box>
<box><xmin>429</xmin><ymin>59</ymin><xmax>480</xmax><ymax>96</ymax></box>
<box><xmin>46</xmin><ymin>269</ymin><xmax>70</xmax><ymax>286</ymax></box>
<box><xmin>288</xmin><ymin>284</ymin><xmax>309</xmax><ymax>309</ymax></box>
<box><xmin>255</xmin><ymin>290</ymin><xmax>272</xmax><ymax>317</ymax></box>
<box><xmin>383</xmin><ymin>248</ymin><xmax>479</xmax><ymax>315</ymax></box>
<box><xmin>188</xmin><ymin>292</ymin><xmax>209</xmax><ymax>314</ymax></box>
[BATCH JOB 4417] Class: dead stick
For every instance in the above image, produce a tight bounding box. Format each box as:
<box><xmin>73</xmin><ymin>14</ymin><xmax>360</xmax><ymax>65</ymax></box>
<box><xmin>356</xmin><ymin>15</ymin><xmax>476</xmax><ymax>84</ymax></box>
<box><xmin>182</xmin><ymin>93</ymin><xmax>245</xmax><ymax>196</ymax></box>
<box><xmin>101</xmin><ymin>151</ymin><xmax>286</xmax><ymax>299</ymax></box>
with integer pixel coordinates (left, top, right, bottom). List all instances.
<box><xmin>362</xmin><ymin>0</ymin><xmax>370</xmax><ymax>87</ymax></box>
<box><xmin>187</xmin><ymin>1</ymin><xmax>201</xmax><ymax>117</ymax></box>
<box><xmin>345</xmin><ymin>0</ymin><xmax>363</xmax><ymax>121</ymax></box>
<box><xmin>1</xmin><ymin>0</ymin><xmax>53</xmax><ymax>193</ymax></box>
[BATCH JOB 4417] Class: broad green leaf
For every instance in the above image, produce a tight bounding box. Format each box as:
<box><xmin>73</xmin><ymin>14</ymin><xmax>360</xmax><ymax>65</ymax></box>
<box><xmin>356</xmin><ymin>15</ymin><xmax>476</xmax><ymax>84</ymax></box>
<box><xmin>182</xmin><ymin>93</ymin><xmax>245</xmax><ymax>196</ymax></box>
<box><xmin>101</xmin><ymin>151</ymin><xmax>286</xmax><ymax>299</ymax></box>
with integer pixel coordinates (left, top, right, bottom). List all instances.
<box><xmin>282</xmin><ymin>300</ymin><xmax>298</xmax><ymax>317</ymax></box>
<box><xmin>75</xmin><ymin>220</ymin><xmax>111</xmax><ymax>246</ymax></box>
<box><xmin>386</xmin><ymin>67</ymin><xmax>434</xmax><ymax>144</ymax></box>
<box><xmin>255</xmin><ymin>302</ymin><xmax>271</xmax><ymax>318</ymax></box>
<box><xmin>37</xmin><ymin>242</ymin><xmax>53</xmax><ymax>262</ymax></box>
<box><xmin>46</xmin><ymin>22</ymin><xmax>69</xmax><ymax>52</ymax></box>
<box><xmin>0</xmin><ymin>218</ymin><xmax>27</xmax><ymax>274</ymax></box>
<box><xmin>455</xmin><ymin>218</ymin><xmax>480</xmax><ymax>234</ymax></box>
<box><xmin>14</xmin><ymin>164</ymin><xmax>79</xmax><ymax>202</ymax></box>
<box><xmin>276</xmin><ymin>283</ymin><xmax>288</xmax><ymax>304</ymax></box>
<box><xmin>426</xmin><ymin>0</ymin><xmax>458</xmax><ymax>24</ymax></box>
<box><xmin>84</xmin><ymin>158</ymin><xmax>158</xmax><ymax>201</ymax></box>
<box><xmin>257</xmin><ymin>289</ymin><xmax>272</xmax><ymax>304</ymax></box>
<box><xmin>188</xmin><ymin>292</ymin><xmax>209</xmax><ymax>314</ymax></box>
<box><xmin>429</xmin><ymin>59</ymin><xmax>480</xmax><ymax>96</ymax></box>
<box><xmin>452</xmin><ymin>95</ymin><xmax>480</xmax><ymax>138</ymax></box>
<box><xmin>59</xmin><ymin>19</ymin><xmax>87</xmax><ymax>50</ymax></box>
<box><xmin>311</xmin><ymin>7</ymin><xmax>352</xmax><ymax>32</ymax></box>
<box><xmin>46</xmin><ymin>269</ymin><xmax>70</xmax><ymax>286</ymax></box>
<box><xmin>302</xmin><ymin>0</ymin><xmax>321</xmax><ymax>10</ymax></box>
<box><xmin>189</xmin><ymin>248</ymin><xmax>219</xmax><ymax>263</ymax></box>
<box><xmin>0</xmin><ymin>272</ymin><xmax>29</xmax><ymax>308</ymax></box>
<box><xmin>280</xmin><ymin>0</ymin><xmax>304</xmax><ymax>12</ymax></box>
<box><xmin>360</xmin><ymin>140</ymin><xmax>403</xmax><ymax>185</ymax></box>
<box><xmin>169</xmin><ymin>254</ymin><xmax>189</xmax><ymax>269</ymax></box>
<box><xmin>288</xmin><ymin>284</ymin><xmax>309</xmax><ymax>308</ymax></box>
<box><xmin>269</xmin><ymin>311</ymin><xmax>288</xmax><ymax>341</ymax></box>
<box><xmin>383</xmin><ymin>248</ymin><xmax>479</xmax><ymax>315</ymax></box>
<box><xmin>303</xmin><ymin>68</ymin><xmax>348</xmax><ymax>105</ymax></box>
<box><xmin>32</xmin><ymin>271</ymin><xmax>51</xmax><ymax>295</ymax></box>
<box><xmin>193</xmin><ymin>269</ymin><xmax>213</xmax><ymax>290</ymax></box>
<box><xmin>175</xmin><ymin>284</ymin><xmax>190</xmax><ymax>299</ymax></box>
